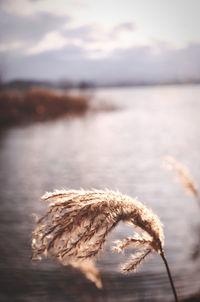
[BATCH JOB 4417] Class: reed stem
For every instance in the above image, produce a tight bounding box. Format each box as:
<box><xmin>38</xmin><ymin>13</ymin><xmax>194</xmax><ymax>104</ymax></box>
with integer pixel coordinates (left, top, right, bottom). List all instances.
<box><xmin>160</xmin><ymin>249</ymin><xmax>179</xmax><ymax>302</ymax></box>
<box><xmin>197</xmin><ymin>196</ymin><xmax>200</xmax><ymax>207</ymax></box>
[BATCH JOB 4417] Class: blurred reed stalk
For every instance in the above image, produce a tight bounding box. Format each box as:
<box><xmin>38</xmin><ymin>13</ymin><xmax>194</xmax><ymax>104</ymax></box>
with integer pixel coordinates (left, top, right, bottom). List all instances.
<box><xmin>163</xmin><ymin>155</ymin><xmax>200</xmax><ymax>206</ymax></box>
<box><xmin>32</xmin><ymin>189</ymin><xmax>179</xmax><ymax>302</ymax></box>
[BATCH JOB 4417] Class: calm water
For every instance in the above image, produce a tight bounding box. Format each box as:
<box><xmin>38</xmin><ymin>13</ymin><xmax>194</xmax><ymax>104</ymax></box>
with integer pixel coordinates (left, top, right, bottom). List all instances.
<box><xmin>0</xmin><ymin>85</ymin><xmax>200</xmax><ymax>301</ymax></box>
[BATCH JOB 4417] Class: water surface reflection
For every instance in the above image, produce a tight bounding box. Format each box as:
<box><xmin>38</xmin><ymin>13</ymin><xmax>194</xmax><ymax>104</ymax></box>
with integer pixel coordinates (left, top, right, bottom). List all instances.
<box><xmin>0</xmin><ymin>85</ymin><xmax>200</xmax><ymax>301</ymax></box>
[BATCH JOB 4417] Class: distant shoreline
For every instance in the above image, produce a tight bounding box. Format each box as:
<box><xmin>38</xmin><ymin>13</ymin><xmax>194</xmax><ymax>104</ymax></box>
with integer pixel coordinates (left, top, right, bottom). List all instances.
<box><xmin>1</xmin><ymin>79</ymin><xmax>200</xmax><ymax>92</ymax></box>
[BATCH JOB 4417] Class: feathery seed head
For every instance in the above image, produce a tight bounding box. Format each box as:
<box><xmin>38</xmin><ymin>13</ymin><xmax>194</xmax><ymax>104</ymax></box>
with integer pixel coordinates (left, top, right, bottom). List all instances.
<box><xmin>163</xmin><ymin>155</ymin><xmax>198</xmax><ymax>198</ymax></box>
<box><xmin>32</xmin><ymin>189</ymin><xmax>164</xmax><ymax>287</ymax></box>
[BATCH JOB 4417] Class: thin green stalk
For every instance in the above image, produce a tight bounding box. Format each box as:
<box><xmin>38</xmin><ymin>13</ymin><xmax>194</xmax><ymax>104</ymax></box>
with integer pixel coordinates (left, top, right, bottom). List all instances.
<box><xmin>160</xmin><ymin>249</ymin><xmax>179</xmax><ymax>302</ymax></box>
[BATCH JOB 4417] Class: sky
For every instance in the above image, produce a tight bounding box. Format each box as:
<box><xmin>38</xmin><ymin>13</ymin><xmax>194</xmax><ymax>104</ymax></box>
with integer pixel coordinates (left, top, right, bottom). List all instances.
<box><xmin>0</xmin><ymin>0</ymin><xmax>200</xmax><ymax>83</ymax></box>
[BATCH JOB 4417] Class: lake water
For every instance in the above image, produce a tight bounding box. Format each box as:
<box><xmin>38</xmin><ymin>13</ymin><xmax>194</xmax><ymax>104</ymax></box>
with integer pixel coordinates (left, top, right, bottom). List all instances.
<box><xmin>0</xmin><ymin>85</ymin><xmax>200</xmax><ymax>301</ymax></box>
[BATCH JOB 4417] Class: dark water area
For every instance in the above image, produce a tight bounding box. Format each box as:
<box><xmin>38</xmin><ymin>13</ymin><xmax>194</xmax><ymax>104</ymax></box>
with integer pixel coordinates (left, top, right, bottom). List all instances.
<box><xmin>0</xmin><ymin>85</ymin><xmax>200</xmax><ymax>301</ymax></box>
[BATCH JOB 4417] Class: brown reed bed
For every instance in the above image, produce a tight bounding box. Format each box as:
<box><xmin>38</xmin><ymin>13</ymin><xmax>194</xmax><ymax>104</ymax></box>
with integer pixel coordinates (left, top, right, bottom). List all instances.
<box><xmin>32</xmin><ymin>189</ymin><xmax>179</xmax><ymax>302</ymax></box>
<box><xmin>0</xmin><ymin>88</ymin><xmax>90</xmax><ymax>126</ymax></box>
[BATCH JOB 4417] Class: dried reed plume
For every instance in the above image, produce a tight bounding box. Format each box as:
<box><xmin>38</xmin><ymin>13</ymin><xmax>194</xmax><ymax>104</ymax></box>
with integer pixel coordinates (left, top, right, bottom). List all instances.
<box><xmin>32</xmin><ymin>189</ymin><xmax>179</xmax><ymax>301</ymax></box>
<box><xmin>164</xmin><ymin>155</ymin><xmax>200</xmax><ymax>205</ymax></box>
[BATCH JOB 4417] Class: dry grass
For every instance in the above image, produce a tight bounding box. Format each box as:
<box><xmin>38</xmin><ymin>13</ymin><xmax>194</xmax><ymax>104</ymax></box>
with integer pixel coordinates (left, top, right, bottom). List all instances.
<box><xmin>31</xmin><ymin>189</ymin><xmax>179</xmax><ymax>301</ymax></box>
<box><xmin>0</xmin><ymin>88</ymin><xmax>89</xmax><ymax>126</ymax></box>
<box><xmin>163</xmin><ymin>155</ymin><xmax>199</xmax><ymax>205</ymax></box>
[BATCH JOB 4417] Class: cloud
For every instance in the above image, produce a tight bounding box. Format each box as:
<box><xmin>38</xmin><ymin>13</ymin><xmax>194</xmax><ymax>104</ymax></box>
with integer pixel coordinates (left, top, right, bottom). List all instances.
<box><xmin>59</xmin><ymin>22</ymin><xmax>140</xmax><ymax>59</ymax></box>
<box><xmin>112</xmin><ymin>22</ymin><xmax>136</xmax><ymax>34</ymax></box>
<box><xmin>27</xmin><ymin>31</ymin><xmax>67</xmax><ymax>55</ymax></box>
<box><xmin>107</xmin><ymin>43</ymin><xmax>200</xmax><ymax>82</ymax></box>
<box><xmin>1</xmin><ymin>1</ymin><xmax>200</xmax><ymax>82</ymax></box>
<box><xmin>2</xmin><ymin>44</ymin><xmax>88</xmax><ymax>80</ymax></box>
<box><xmin>62</xmin><ymin>24</ymin><xmax>98</xmax><ymax>43</ymax></box>
<box><xmin>3</xmin><ymin>42</ymin><xmax>200</xmax><ymax>83</ymax></box>
<box><xmin>0</xmin><ymin>11</ymin><xmax>69</xmax><ymax>45</ymax></box>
